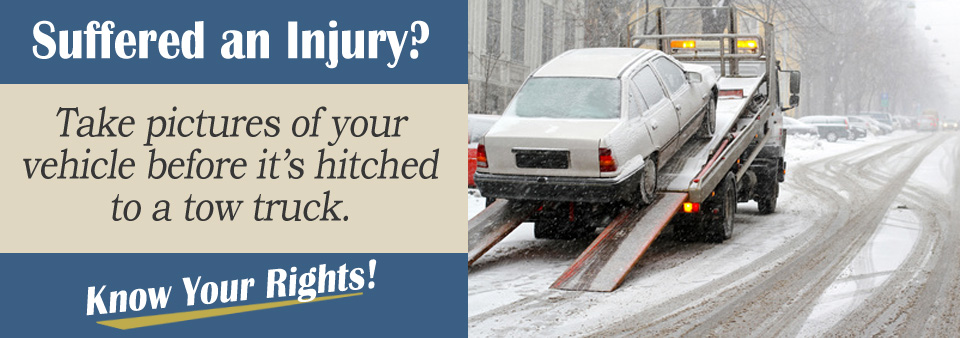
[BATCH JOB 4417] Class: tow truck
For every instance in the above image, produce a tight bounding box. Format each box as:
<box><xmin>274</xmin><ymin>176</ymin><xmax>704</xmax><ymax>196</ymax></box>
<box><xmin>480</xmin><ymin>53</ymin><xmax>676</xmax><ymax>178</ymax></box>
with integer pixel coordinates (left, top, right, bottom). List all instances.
<box><xmin>468</xmin><ymin>6</ymin><xmax>801</xmax><ymax>292</ymax></box>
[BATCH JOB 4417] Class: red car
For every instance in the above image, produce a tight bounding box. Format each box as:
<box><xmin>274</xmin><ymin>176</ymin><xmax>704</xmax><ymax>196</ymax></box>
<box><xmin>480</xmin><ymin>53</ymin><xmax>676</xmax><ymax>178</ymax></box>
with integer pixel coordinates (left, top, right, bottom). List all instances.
<box><xmin>468</xmin><ymin>114</ymin><xmax>500</xmax><ymax>187</ymax></box>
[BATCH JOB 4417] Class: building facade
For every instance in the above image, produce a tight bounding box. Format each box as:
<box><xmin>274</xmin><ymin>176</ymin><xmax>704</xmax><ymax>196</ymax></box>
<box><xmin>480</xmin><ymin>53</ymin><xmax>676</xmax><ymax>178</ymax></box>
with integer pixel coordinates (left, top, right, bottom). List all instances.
<box><xmin>467</xmin><ymin>0</ymin><xmax>587</xmax><ymax>115</ymax></box>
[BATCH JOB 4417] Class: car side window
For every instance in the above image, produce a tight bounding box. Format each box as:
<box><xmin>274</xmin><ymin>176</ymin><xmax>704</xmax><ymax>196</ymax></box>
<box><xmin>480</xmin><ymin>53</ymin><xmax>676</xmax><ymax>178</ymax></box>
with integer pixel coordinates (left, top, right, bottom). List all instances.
<box><xmin>652</xmin><ymin>58</ymin><xmax>687</xmax><ymax>95</ymax></box>
<box><xmin>626</xmin><ymin>82</ymin><xmax>648</xmax><ymax>119</ymax></box>
<box><xmin>631</xmin><ymin>67</ymin><xmax>666</xmax><ymax>108</ymax></box>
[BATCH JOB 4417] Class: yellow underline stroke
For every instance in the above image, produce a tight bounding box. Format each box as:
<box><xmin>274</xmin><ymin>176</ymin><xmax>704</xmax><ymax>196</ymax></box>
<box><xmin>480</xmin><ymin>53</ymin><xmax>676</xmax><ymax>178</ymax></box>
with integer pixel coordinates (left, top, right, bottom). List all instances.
<box><xmin>97</xmin><ymin>292</ymin><xmax>363</xmax><ymax>330</ymax></box>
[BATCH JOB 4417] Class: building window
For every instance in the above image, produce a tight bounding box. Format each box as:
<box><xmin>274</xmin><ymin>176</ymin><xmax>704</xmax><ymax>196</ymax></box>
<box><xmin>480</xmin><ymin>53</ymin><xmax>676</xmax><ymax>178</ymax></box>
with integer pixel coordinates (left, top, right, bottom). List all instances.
<box><xmin>487</xmin><ymin>0</ymin><xmax>502</xmax><ymax>56</ymax></box>
<box><xmin>542</xmin><ymin>4</ymin><xmax>554</xmax><ymax>63</ymax></box>
<box><xmin>511</xmin><ymin>0</ymin><xmax>525</xmax><ymax>62</ymax></box>
<box><xmin>564</xmin><ymin>12</ymin><xmax>576</xmax><ymax>50</ymax></box>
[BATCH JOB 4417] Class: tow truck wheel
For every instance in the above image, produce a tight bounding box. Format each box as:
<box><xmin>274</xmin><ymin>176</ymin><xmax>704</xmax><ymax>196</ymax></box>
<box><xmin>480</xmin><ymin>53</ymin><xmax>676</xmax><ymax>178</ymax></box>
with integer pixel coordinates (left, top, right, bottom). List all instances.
<box><xmin>757</xmin><ymin>168</ymin><xmax>779</xmax><ymax>215</ymax></box>
<box><xmin>671</xmin><ymin>214</ymin><xmax>702</xmax><ymax>242</ymax></box>
<box><xmin>638</xmin><ymin>157</ymin><xmax>658</xmax><ymax>205</ymax></box>
<box><xmin>705</xmin><ymin>173</ymin><xmax>737</xmax><ymax>243</ymax></box>
<box><xmin>533</xmin><ymin>203</ymin><xmax>591</xmax><ymax>240</ymax></box>
<box><xmin>826</xmin><ymin>132</ymin><xmax>839</xmax><ymax>143</ymax></box>
<box><xmin>696</xmin><ymin>98</ymin><xmax>717</xmax><ymax>139</ymax></box>
<box><xmin>534</xmin><ymin>219</ymin><xmax>588</xmax><ymax>240</ymax></box>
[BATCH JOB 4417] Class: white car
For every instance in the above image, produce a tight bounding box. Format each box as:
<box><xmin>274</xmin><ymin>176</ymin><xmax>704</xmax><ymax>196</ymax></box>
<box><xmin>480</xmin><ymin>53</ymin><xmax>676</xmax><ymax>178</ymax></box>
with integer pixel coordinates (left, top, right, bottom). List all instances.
<box><xmin>475</xmin><ymin>48</ymin><xmax>718</xmax><ymax>205</ymax></box>
<box><xmin>782</xmin><ymin>116</ymin><xmax>819</xmax><ymax>136</ymax></box>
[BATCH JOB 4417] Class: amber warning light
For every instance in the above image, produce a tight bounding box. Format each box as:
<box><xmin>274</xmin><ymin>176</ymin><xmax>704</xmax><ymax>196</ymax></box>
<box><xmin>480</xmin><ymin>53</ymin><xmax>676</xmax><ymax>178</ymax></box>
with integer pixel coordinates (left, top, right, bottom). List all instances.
<box><xmin>671</xmin><ymin>40</ymin><xmax>697</xmax><ymax>49</ymax></box>
<box><xmin>737</xmin><ymin>40</ymin><xmax>759</xmax><ymax>49</ymax></box>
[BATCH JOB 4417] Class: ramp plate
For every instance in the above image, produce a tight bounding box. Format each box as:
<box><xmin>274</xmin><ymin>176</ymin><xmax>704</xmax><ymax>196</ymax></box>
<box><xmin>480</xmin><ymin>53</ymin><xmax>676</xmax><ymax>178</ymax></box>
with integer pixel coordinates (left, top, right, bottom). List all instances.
<box><xmin>468</xmin><ymin>199</ymin><xmax>538</xmax><ymax>267</ymax></box>
<box><xmin>551</xmin><ymin>192</ymin><xmax>687</xmax><ymax>292</ymax></box>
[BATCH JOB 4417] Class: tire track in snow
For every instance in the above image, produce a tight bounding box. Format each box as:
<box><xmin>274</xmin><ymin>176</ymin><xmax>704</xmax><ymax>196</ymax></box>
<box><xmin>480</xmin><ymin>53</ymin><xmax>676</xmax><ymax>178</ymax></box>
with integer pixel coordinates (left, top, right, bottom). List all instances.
<box><xmin>600</xmin><ymin>133</ymin><xmax>947</xmax><ymax>337</ymax></box>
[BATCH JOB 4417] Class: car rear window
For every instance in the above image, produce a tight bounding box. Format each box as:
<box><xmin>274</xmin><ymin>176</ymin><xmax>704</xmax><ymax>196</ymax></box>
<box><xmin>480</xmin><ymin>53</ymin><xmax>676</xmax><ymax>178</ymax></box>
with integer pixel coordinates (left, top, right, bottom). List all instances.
<box><xmin>505</xmin><ymin>77</ymin><xmax>621</xmax><ymax>119</ymax></box>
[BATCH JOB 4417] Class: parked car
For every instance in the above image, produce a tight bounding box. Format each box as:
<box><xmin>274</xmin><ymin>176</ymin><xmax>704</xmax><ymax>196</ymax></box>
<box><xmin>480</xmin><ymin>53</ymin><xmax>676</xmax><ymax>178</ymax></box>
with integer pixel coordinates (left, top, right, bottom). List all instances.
<box><xmin>844</xmin><ymin>116</ymin><xmax>870</xmax><ymax>139</ymax></box>
<box><xmin>917</xmin><ymin>116</ymin><xmax>939</xmax><ymax>132</ymax></box>
<box><xmin>860</xmin><ymin>112</ymin><xmax>897</xmax><ymax>129</ymax></box>
<box><xmin>782</xmin><ymin>116</ymin><xmax>819</xmax><ymax>136</ymax></box>
<box><xmin>895</xmin><ymin>115</ymin><xmax>914</xmax><ymax>130</ymax></box>
<box><xmin>857</xmin><ymin>115</ymin><xmax>894</xmax><ymax>135</ymax></box>
<box><xmin>848</xmin><ymin>115</ymin><xmax>894</xmax><ymax>135</ymax></box>
<box><xmin>943</xmin><ymin>120</ymin><xmax>959</xmax><ymax>131</ymax></box>
<box><xmin>797</xmin><ymin>115</ymin><xmax>852</xmax><ymax>142</ymax></box>
<box><xmin>475</xmin><ymin>48</ymin><xmax>718</xmax><ymax>205</ymax></box>
<box><xmin>468</xmin><ymin>114</ymin><xmax>500</xmax><ymax>187</ymax></box>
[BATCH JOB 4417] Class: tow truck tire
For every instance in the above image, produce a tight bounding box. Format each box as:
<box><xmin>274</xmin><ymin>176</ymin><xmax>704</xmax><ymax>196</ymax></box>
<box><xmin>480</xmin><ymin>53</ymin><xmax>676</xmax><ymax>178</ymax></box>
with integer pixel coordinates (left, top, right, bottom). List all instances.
<box><xmin>825</xmin><ymin>132</ymin><xmax>839</xmax><ymax>143</ymax></box>
<box><xmin>534</xmin><ymin>219</ymin><xmax>590</xmax><ymax>240</ymax></box>
<box><xmin>638</xmin><ymin>157</ymin><xmax>658</xmax><ymax>205</ymax></box>
<box><xmin>696</xmin><ymin>98</ymin><xmax>717</xmax><ymax>139</ymax></box>
<box><xmin>533</xmin><ymin>204</ymin><xmax>591</xmax><ymax>240</ymax></box>
<box><xmin>671</xmin><ymin>214</ymin><xmax>702</xmax><ymax>242</ymax></box>
<box><xmin>757</xmin><ymin>168</ymin><xmax>779</xmax><ymax>215</ymax></box>
<box><xmin>705</xmin><ymin>173</ymin><xmax>737</xmax><ymax>243</ymax></box>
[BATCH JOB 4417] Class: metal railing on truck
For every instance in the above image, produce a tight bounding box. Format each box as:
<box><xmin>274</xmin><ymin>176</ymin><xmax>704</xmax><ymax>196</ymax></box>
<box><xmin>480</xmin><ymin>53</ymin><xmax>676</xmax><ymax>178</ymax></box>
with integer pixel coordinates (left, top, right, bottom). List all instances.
<box><xmin>625</xmin><ymin>6</ymin><xmax>773</xmax><ymax>77</ymax></box>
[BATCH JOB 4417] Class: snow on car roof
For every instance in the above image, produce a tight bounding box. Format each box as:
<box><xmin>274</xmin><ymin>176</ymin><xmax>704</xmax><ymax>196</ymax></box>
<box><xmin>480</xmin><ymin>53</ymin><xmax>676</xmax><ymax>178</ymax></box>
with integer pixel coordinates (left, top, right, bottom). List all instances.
<box><xmin>533</xmin><ymin>48</ymin><xmax>656</xmax><ymax>78</ymax></box>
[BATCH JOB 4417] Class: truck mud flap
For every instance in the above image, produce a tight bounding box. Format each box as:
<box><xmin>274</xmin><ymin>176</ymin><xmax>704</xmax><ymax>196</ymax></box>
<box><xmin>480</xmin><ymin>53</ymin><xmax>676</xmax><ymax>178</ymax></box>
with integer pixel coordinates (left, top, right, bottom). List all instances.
<box><xmin>551</xmin><ymin>192</ymin><xmax>687</xmax><ymax>292</ymax></box>
<box><xmin>468</xmin><ymin>199</ymin><xmax>539</xmax><ymax>267</ymax></box>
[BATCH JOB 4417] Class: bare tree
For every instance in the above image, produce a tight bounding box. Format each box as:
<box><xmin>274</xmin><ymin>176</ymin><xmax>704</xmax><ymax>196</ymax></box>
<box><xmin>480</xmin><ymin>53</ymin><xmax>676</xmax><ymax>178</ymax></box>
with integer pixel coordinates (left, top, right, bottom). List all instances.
<box><xmin>475</xmin><ymin>50</ymin><xmax>504</xmax><ymax>115</ymax></box>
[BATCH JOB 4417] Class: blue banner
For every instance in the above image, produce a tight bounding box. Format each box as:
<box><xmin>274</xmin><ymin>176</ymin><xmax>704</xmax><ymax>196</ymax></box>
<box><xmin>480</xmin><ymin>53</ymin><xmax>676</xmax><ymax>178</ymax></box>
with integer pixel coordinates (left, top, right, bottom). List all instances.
<box><xmin>0</xmin><ymin>253</ymin><xmax>466</xmax><ymax>336</ymax></box>
<box><xmin>0</xmin><ymin>0</ymin><xmax>466</xmax><ymax>84</ymax></box>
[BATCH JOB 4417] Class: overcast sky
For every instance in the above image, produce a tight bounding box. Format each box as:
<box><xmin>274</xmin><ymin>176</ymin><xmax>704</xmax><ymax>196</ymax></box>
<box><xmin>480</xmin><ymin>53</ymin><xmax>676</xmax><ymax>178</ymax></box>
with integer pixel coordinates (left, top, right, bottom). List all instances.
<box><xmin>914</xmin><ymin>0</ymin><xmax>960</xmax><ymax>119</ymax></box>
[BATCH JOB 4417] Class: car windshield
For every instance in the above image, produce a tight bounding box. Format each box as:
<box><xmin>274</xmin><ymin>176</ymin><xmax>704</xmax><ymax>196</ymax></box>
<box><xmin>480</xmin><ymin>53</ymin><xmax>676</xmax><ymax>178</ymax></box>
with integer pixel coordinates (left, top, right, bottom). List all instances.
<box><xmin>504</xmin><ymin>77</ymin><xmax>621</xmax><ymax>119</ymax></box>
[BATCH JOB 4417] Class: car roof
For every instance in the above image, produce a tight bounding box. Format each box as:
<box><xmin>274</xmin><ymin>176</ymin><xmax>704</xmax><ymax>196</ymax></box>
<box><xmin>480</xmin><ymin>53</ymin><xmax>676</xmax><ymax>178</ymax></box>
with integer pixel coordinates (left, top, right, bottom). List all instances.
<box><xmin>533</xmin><ymin>48</ymin><xmax>659</xmax><ymax>79</ymax></box>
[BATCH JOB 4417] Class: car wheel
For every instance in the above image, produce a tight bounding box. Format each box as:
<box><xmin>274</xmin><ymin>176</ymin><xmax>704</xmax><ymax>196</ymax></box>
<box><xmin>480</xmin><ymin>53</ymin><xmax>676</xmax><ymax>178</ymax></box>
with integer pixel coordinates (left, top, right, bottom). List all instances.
<box><xmin>847</xmin><ymin>131</ymin><xmax>857</xmax><ymax>140</ymax></box>
<box><xmin>705</xmin><ymin>172</ymin><xmax>737</xmax><ymax>243</ymax></box>
<box><xmin>638</xmin><ymin>157</ymin><xmax>658</xmax><ymax>205</ymax></box>
<box><xmin>826</xmin><ymin>132</ymin><xmax>839</xmax><ymax>142</ymax></box>
<box><xmin>696</xmin><ymin>98</ymin><xmax>716</xmax><ymax>139</ymax></box>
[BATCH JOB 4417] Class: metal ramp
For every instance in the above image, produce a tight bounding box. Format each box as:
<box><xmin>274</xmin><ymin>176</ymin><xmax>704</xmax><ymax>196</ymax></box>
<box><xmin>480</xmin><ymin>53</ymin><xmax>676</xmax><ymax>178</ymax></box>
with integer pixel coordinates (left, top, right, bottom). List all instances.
<box><xmin>467</xmin><ymin>199</ymin><xmax>539</xmax><ymax>267</ymax></box>
<box><xmin>551</xmin><ymin>192</ymin><xmax>688</xmax><ymax>292</ymax></box>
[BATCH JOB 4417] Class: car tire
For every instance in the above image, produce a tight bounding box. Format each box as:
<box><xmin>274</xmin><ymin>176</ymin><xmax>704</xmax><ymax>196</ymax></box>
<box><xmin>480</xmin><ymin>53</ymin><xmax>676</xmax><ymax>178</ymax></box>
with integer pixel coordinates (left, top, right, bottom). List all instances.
<box><xmin>638</xmin><ymin>157</ymin><xmax>658</xmax><ymax>205</ymax></box>
<box><xmin>705</xmin><ymin>172</ymin><xmax>737</xmax><ymax>243</ymax></box>
<box><xmin>847</xmin><ymin>131</ymin><xmax>857</xmax><ymax>140</ymax></box>
<box><xmin>826</xmin><ymin>132</ymin><xmax>839</xmax><ymax>142</ymax></box>
<box><xmin>696</xmin><ymin>98</ymin><xmax>716</xmax><ymax>139</ymax></box>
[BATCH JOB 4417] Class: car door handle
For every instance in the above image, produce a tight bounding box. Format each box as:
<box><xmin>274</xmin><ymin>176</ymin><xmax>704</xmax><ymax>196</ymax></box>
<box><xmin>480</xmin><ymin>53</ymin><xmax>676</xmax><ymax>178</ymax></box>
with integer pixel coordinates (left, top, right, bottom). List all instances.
<box><xmin>651</xmin><ymin>121</ymin><xmax>659</xmax><ymax>130</ymax></box>
<box><xmin>675</xmin><ymin>105</ymin><xmax>682</xmax><ymax>112</ymax></box>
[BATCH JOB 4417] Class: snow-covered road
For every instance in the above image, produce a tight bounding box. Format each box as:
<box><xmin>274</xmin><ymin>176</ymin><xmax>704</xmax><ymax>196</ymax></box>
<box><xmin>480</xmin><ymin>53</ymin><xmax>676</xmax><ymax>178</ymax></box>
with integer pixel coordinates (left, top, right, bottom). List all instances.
<box><xmin>467</xmin><ymin>131</ymin><xmax>960</xmax><ymax>337</ymax></box>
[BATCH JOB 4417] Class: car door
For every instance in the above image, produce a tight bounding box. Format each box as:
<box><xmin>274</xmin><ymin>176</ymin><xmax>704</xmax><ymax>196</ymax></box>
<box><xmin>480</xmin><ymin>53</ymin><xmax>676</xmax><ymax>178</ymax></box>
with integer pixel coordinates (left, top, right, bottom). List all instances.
<box><xmin>631</xmin><ymin>66</ymin><xmax>680</xmax><ymax>151</ymax></box>
<box><xmin>652</xmin><ymin>57</ymin><xmax>701</xmax><ymax>129</ymax></box>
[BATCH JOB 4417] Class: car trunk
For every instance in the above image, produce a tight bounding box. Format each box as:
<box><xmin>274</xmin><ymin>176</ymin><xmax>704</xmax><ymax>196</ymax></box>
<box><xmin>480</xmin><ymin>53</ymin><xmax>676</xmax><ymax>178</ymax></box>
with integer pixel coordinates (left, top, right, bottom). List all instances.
<box><xmin>482</xmin><ymin>118</ymin><xmax>619</xmax><ymax>177</ymax></box>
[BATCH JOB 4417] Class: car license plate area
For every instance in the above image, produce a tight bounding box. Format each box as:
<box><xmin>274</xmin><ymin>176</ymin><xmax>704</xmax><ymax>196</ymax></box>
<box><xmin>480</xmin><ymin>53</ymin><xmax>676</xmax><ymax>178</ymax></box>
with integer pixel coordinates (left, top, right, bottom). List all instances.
<box><xmin>514</xmin><ymin>149</ymin><xmax>569</xmax><ymax>169</ymax></box>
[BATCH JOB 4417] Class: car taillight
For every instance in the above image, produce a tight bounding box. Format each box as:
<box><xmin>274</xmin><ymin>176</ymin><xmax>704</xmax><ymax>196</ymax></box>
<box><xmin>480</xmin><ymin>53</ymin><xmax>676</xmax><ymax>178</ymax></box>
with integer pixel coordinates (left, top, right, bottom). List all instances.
<box><xmin>477</xmin><ymin>144</ymin><xmax>488</xmax><ymax>168</ymax></box>
<box><xmin>599</xmin><ymin>148</ymin><xmax>617</xmax><ymax>172</ymax></box>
